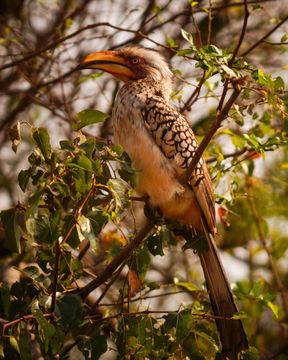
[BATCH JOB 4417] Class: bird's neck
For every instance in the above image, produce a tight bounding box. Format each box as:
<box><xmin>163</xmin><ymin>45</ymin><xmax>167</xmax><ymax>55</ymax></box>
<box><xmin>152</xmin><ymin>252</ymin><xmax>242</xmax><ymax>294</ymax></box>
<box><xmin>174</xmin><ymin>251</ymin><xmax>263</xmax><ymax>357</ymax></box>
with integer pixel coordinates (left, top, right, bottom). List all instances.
<box><xmin>126</xmin><ymin>77</ymin><xmax>172</xmax><ymax>102</ymax></box>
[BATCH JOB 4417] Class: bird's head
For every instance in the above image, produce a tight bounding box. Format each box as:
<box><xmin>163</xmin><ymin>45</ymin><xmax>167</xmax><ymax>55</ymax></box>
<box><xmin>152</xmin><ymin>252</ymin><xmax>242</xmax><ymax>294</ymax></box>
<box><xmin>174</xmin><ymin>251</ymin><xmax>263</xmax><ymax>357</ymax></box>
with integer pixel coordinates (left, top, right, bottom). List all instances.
<box><xmin>77</xmin><ymin>47</ymin><xmax>172</xmax><ymax>90</ymax></box>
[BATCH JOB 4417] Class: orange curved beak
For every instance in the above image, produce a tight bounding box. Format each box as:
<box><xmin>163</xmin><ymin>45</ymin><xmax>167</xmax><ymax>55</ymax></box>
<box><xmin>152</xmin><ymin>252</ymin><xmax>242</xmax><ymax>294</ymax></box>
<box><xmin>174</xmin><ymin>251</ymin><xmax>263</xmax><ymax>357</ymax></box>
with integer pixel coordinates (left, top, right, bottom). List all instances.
<box><xmin>77</xmin><ymin>50</ymin><xmax>135</xmax><ymax>81</ymax></box>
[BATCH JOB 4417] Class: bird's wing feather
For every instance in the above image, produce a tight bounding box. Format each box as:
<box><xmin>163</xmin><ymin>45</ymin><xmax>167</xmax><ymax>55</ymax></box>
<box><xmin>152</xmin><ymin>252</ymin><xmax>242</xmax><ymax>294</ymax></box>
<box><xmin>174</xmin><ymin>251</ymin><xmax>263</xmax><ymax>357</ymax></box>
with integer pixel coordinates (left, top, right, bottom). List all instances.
<box><xmin>143</xmin><ymin>95</ymin><xmax>216</xmax><ymax>232</ymax></box>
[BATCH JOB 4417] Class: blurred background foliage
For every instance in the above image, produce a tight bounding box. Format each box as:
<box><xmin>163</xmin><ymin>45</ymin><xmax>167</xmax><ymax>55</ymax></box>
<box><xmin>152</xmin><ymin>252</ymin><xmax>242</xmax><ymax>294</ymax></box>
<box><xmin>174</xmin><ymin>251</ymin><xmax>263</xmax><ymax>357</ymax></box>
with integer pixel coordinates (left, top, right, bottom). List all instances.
<box><xmin>0</xmin><ymin>0</ymin><xmax>288</xmax><ymax>359</ymax></box>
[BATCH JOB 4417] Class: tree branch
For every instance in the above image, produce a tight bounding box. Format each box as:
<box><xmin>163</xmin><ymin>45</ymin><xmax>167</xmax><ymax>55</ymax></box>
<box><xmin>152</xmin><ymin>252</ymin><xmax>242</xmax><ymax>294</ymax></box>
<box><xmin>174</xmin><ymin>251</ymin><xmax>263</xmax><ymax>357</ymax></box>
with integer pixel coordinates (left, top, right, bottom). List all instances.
<box><xmin>182</xmin><ymin>79</ymin><xmax>243</xmax><ymax>183</ymax></box>
<box><xmin>229</xmin><ymin>0</ymin><xmax>250</xmax><ymax>65</ymax></box>
<box><xmin>78</xmin><ymin>219</ymin><xmax>154</xmax><ymax>299</ymax></box>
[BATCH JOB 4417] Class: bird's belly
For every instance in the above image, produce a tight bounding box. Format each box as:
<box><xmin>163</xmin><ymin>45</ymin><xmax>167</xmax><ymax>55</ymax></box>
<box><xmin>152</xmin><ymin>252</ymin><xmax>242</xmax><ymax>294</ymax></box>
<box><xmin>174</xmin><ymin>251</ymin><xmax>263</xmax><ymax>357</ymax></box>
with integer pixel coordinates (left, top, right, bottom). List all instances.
<box><xmin>114</xmin><ymin>126</ymin><xmax>202</xmax><ymax>228</ymax></box>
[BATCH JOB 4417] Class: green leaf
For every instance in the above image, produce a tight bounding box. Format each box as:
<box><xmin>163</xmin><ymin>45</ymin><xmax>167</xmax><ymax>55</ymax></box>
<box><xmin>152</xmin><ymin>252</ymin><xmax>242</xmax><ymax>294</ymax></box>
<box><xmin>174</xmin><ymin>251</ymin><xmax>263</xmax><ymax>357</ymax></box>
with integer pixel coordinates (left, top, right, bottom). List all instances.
<box><xmin>33</xmin><ymin>309</ymin><xmax>55</xmax><ymax>353</ymax></box>
<box><xmin>147</xmin><ymin>232</ymin><xmax>164</xmax><ymax>256</ymax></box>
<box><xmin>59</xmin><ymin>140</ymin><xmax>74</xmax><ymax>151</ymax></box>
<box><xmin>166</xmin><ymin>37</ymin><xmax>178</xmax><ymax>48</ymax></box>
<box><xmin>20</xmin><ymin>265</ymin><xmax>50</xmax><ymax>287</ymax></box>
<box><xmin>78</xmin><ymin>333</ymin><xmax>108</xmax><ymax>359</ymax></box>
<box><xmin>273</xmin><ymin>76</ymin><xmax>285</xmax><ymax>90</ymax></box>
<box><xmin>131</xmin><ymin>245</ymin><xmax>150</xmax><ymax>281</ymax></box>
<box><xmin>9</xmin><ymin>337</ymin><xmax>20</xmax><ymax>355</ymax></box>
<box><xmin>0</xmin><ymin>283</ymin><xmax>10</xmax><ymax>317</ymax></box>
<box><xmin>0</xmin><ymin>208</ymin><xmax>21</xmax><ymax>253</ymax></box>
<box><xmin>108</xmin><ymin>178</ymin><xmax>130</xmax><ymax>214</ymax></box>
<box><xmin>163</xmin><ymin>313</ymin><xmax>177</xmax><ymax>329</ymax></box>
<box><xmin>202</xmin><ymin>44</ymin><xmax>222</xmax><ymax>56</ymax></box>
<box><xmin>56</xmin><ymin>294</ymin><xmax>82</xmax><ymax>325</ymax></box>
<box><xmin>79</xmin><ymin>137</ymin><xmax>96</xmax><ymax>158</ymax></box>
<box><xmin>72</xmin><ymin>169</ymin><xmax>91</xmax><ymax>193</ymax></box>
<box><xmin>183</xmin><ymin>232</ymin><xmax>208</xmax><ymax>252</ymax></box>
<box><xmin>21</xmin><ymin>266</ymin><xmax>41</xmax><ymax>280</ymax></box>
<box><xmin>87</xmin><ymin>209</ymin><xmax>110</xmax><ymax>239</ymax></box>
<box><xmin>26</xmin><ymin>216</ymin><xmax>50</xmax><ymax>243</ymax></box>
<box><xmin>176</xmin><ymin>48</ymin><xmax>194</xmax><ymax>56</ymax></box>
<box><xmin>68</xmin><ymin>154</ymin><xmax>92</xmax><ymax>171</ymax></box>
<box><xmin>75</xmin><ymin>72</ymin><xmax>103</xmax><ymax>85</ymax></box>
<box><xmin>72</xmin><ymin>109</ymin><xmax>109</xmax><ymax>131</ymax></box>
<box><xmin>193</xmin><ymin>328</ymin><xmax>218</xmax><ymax>349</ymax></box>
<box><xmin>176</xmin><ymin>309</ymin><xmax>192</xmax><ymax>341</ymax></box>
<box><xmin>177</xmin><ymin>282</ymin><xmax>199</xmax><ymax>292</ymax></box>
<box><xmin>188</xmin><ymin>0</ymin><xmax>199</xmax><ymax>6</ymax></box>
<box><xmin>243</xmin><ymin>133</ymin><xmax>260</xmax><ymax>149</ymax></box>
<box><xmin>18</xmin><ymin>330</ymin><xmax>33</xmax><ymax>360</ymax></box>
<box><xmin>241</xmin><ymin>346</ymin><xmax>260</xmax><ymax>360</ymax></box>
<box><xmin>232</xmin><ymin>311</ymin><xmax>248</xmax><ymax>319</ymax></box>
<box><xmin>161</xmin><ymin>226</ymin><xmax>177</xmax><ymax>246</ymax></box>
<box><xmin>267</xmin><ymin>301</ymin><xmax>281</xmax><ymax>319</ymax></box>
<box><xmin>252</xmin><ymin>69</ymin><xmax>272</xmax><ymax>87</ymax></box>
<box><xmin>77</xmin><ymin>214</ymin><xmax>98</xmax><ymax>251</ymax></box>
<box><xmin>181</xmin><ymin>29</ymin><xmax>194</xmax><ymax>46</ymax></box>
<box><xmin>32</xmin><ymin>127</ymin><xmax>52</xmax><ymax>160</ymax></box>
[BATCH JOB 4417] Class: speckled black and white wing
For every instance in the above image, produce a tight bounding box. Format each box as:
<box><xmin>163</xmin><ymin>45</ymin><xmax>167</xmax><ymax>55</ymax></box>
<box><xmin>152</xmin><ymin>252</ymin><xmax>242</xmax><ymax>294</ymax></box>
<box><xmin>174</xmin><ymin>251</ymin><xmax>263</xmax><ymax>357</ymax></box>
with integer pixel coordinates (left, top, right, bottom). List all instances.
<box><xmin>143</xmin><ymin>95</ymin><xmax>216</xmax><ymax>232</ymax></box>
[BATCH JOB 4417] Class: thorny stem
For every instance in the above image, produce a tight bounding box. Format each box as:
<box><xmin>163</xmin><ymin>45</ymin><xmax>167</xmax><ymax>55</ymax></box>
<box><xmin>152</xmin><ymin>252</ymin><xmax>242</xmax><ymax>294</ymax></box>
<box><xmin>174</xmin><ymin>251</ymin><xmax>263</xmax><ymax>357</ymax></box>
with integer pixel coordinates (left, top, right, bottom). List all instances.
<box><xmin>246</xmin><ymin>183</ymin><xmax>288</xmax><ymax>313</ymax></box>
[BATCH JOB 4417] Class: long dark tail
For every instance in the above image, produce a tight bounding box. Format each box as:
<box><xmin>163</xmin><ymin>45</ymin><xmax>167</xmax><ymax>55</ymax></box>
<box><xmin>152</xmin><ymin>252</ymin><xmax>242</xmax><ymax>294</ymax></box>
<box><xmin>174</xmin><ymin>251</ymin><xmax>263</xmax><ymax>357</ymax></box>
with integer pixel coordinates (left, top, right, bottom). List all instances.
<box><xmin>197</xmin><ymin>230</ymin><xmax>248</xmax><ymax>359</ymax></box>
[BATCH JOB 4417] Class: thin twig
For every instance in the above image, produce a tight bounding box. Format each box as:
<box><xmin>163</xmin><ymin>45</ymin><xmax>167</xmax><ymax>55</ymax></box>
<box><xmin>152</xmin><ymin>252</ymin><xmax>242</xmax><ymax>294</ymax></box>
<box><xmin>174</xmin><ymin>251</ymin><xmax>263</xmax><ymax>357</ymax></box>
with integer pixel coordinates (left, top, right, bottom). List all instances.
<box><xmin>190</xmin><ymin>4</ymin><xmax>202</xmax><ymax>47</ymax></box>
<box><xmin>207</xmin><ymin>0</ymin><xmax>213</xmax><ymax>45</ymax></box>
<box><xmin>229</xmin><ymin>0</ymin><xmax>250</xmax><ymax>65</ymax></box>
<box><xmin>206</xmin><ymin>147</ymin><xmax>249</xmax><ymax>163</ymax></box>
<box><xmin>86</xmin><ymin>309</ymin><xmax>241</xmax><ymax>322</ymax></box>
<box><xmin>93</xmin><ymin>261</ymin><xmax>127</xmax><ymax>308</ymax></box>
<box><xmin>181</xmin><ymin>71</ymin><xmax>206</xmax><ymax>113</ymax></box>
<box><xmin>1</xmin><ymin>313</ymin><xmax>54</xmax><ymax>337</ymax></box>
<box><xmin>78</xmin><ymin>219</ymin><xmax>154</xmax><ymax>299</ymax></box>
<box><xmin>241</xmin><ymin>15</ymin><xmax>288</xmax><ymax>57</ymax></box>
<box><xmin>97</xmin><ymin>289</ymin><xmax>200</xmax><ymax>307</ymax></box>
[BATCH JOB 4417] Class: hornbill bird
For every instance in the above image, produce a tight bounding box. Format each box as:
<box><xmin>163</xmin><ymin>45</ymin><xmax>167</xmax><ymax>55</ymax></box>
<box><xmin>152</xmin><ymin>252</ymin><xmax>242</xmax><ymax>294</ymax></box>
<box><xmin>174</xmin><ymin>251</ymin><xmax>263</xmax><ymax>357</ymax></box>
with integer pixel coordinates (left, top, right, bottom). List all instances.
<box><xmin>77</xmin><ymin>46</ymin><xmax>248</xmax><ymax>359</ymax></box>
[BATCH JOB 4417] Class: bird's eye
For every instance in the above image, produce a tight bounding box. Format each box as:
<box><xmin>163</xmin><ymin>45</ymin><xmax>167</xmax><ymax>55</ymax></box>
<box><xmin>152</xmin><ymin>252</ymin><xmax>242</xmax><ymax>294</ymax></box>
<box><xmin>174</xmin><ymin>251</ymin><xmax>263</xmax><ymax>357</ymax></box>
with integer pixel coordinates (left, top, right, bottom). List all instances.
<box><xmin>130</xmin><ymin>57</ymin><xmax>140</xmax><ymax>65</ymax></box>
